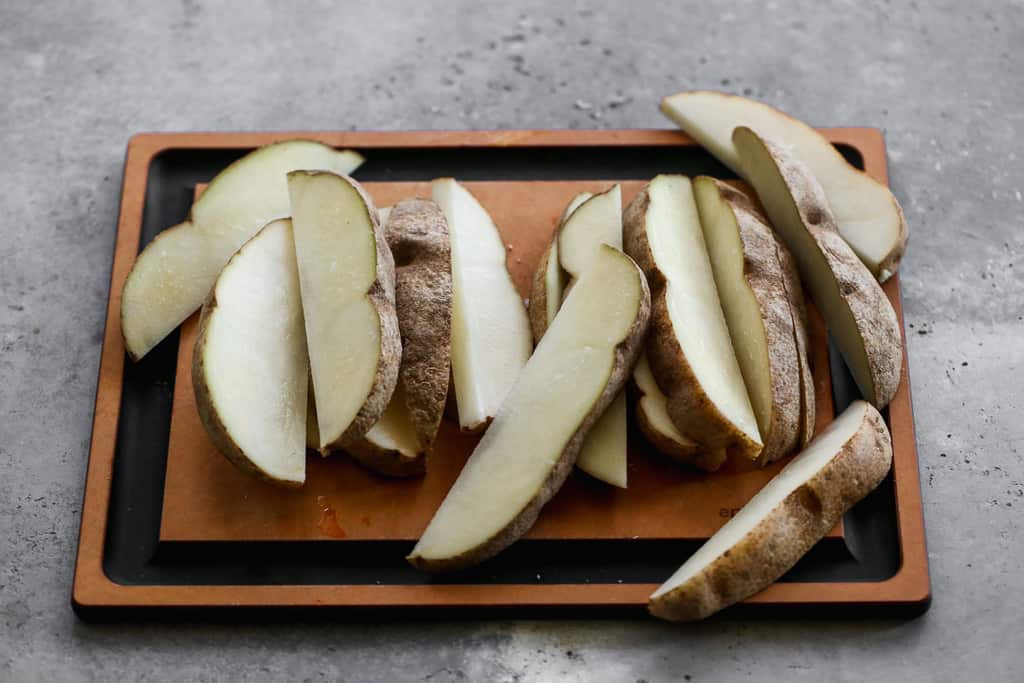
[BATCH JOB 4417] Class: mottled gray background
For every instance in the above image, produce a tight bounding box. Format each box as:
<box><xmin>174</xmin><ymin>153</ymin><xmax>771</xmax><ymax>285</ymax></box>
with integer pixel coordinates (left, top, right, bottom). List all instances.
<box><xmin>1</xmin><ymin>0</ymin><xmax>1022</xmax><ymax>680</ymax></box>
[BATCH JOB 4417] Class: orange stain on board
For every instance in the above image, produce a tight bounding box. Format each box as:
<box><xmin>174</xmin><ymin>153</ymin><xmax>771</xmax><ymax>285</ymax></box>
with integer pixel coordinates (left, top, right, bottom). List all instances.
<box><xmin>316</xmin><ymin>495</ymin><xmax>347</xmax><ymax>539</ymax></box>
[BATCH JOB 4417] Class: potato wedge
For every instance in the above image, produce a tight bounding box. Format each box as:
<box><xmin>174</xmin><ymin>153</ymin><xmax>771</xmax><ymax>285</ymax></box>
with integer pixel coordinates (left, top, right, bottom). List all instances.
<box><xmin>346</xmin><ymin>384</ymin><xmax>424</xmax><ymax>477</ymax></box>
<box><xmin>694</xmin><ymin>177</ymin><xmax>807</xmax><ymax>464</ymax></box>
<box><xmin>192</xmin><ymin>219</ymin><xmax>308</xmax><ymax>487</ymax></box>
<box><xmin>780</xmin><ymin>246</ymin><xmax>816</xmax><ymax>447</ymax></box>
<box><xmin>623</xmin><ymin>175</ymin><xmax>762</xmax><ymax>458</ymax></box>
<box><xmin>432</xmin><ymin>179</ymin><xmax>533</xmax><ymax>432</ymax></box>
<box><xmin>121</xmin><ymin>140</ymin><xmax>363</xmax><ymax>360</ymax></box>
<box><xmin>408</xmin><ymin>247</ymin><xmax>650</xmax><ymax>572</ymax></box>
<box><xmin>529</xmin><ymin>187</ymin><xmax>628</xmax><ymax>487</ymax></box>
<box><xmin>288</xmin><ymin>171</ymin><xmax>401</xmax><ymax>452</ymax></box>
<box><xmin>733</xmin><ymin>128</ymin><xmax>902</xmax><ymax>409</ymax></box>
<box><xmin>348</xmin><ymin>199</ymin><xmax>452</xmax><ymax>477</ymax></box>
<box><xmin>528</xmin><ymin>191</ymin><xmax>592</xmax><ymax>341</ymax></box>
<box><xmin>661</xmin><ymin>91</ymin><xmax>907</xmax><ymax>280</ymax></box>
<box><xmin>648</xmin><ymin>400</ymin><xmax>893</xmax><ymax>622</ymax></box>
<box><xmin>631</xmin><ymin>354</ymin><xmax>727</xmax><ymax>470</ymax></box>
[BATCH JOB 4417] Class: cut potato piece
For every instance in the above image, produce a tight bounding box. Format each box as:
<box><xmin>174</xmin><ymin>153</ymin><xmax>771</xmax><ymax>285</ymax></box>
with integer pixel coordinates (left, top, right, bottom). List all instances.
<box><xmin>632</xmin><ymin>354</ymin><xmax>727</xmax><ymax>470</ymax></box>
<box><xmin>408</xmin><ymin>247</ymin><xmax>651</xmax><ymax>571</ymax></box>
<box><xmin>561</xmin><ymin>187</ymin><xmax>627</xmax><ymax>487</ymax></box>
<box><xmin>623</xmin><ymin>175</ymin><xmax>762</xmax><ymax>458</ymax></box>
<box><xmin>349</xmin><ymin>199</ymin><xmax>452</xmax><ymax>476</ymax></box>
<box><xmin>121</xmin><ymin>140</ymin><xmax>363</xmax><ymax>360</ymax></box>
<box><xmin>192</xmin><ymin>219</ymin><xmax>308</xmax><ymax>486</ymax></box>
<box><xmin>780</xmin><ymin>246</ymin><xmax>816</xmax><ymax>447</ymax></box>
<box><xmin>529</xmin><ymin>187</ymin><xmax>629</xmax><ymax>487</ymax></box>
<box><xmin>694</xmin><ymin>177</ymin><xmax>806</xmax><ymax>464</ymax></box>
<box><xmin>528</xmin><ymin>191</ymin><xmax>593</xmax><ymax>341</ymax></box>
<box><xmin>734</xmin><ymin>128</ymin><xmax>902</xmax><ymax>409</ymax></box>
<box><xmin>557</xmin><ymin>185</ymin><xmax>622</xmax><ymax>279</ymax></box>
<box><xmin>661</xmin><ymin>91</ymin><xmax>907</xmax><ymax>280</ymax></box>
<box><xmin>347</xmin><ymin>384</ymin><xmax>424</xmax><ymax>477</ymax></box>
<box><xmin>432</xmin><ymin>179</ymin><xmax>532</xmax><ymax>432</ymax></box>
<box><xmin>648</xmin><ymin>400</ymin><xmax>893</xmax><ymax>621</ymax></box>
<box><xmin>288</xmin><ymin>171</ymin><xmax>401</xmax><ymax>452</ymax></box>
<box><xmin>576</xmin><ymin>392</ymin><xmax>628</xmax><ymax>487</ymax></box>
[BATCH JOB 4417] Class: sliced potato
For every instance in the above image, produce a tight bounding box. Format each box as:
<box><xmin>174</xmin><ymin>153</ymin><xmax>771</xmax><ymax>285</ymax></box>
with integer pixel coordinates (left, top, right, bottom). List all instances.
<box><xmin>694</xmin><ymin>177</ymin><xmax>806</xmax><ymax>464</ymax></box>
<box><xmin>528</xmin><ymin>190</ymin><xmax>592</xmax><ymax>341</ymax></box>
<box><xmin>648</xmin><ymin>400</ymin><xmax>893</xmax><ymax>622</ymax></box>
<box><xmin>631</xmin><ymin>354</ymin><xmax>727</xmax><ymax>471</ymax></box>
<box><xmin>779</xmin><ymin>245</ymin><xmax>816</xmax><ymax>447</ymax></box>
<box><xmin>529</xmin><ymin>187</ymin><xmax>628</xmax><ymax>487</ymax></box>
<box><xmin>576</xmin><ymin>392</ymin><xmax>628</xmax><ymax>488</ymax></box>
<box><xmin>661</xmin><ymin>91</ymin><xmax>907</xmax><ymax>280</ymax></box>
<box><xmin>348</xmin><ymin>199</ymin><xmax>452</xmax><ymax>477</ymax></box>
<box><xmin>432</xmin><ymin>179</ymin><xmax>532</xmax><ymax>432</ymax></box>
<box><xmin>408</xmin><ymin>246</ymin><xmax>650</xmax><ymax>572</ymax></box>
<box><xmin>623</xmin><ymin>175</ymin><xmax>762</xmax><ymax>458</ymax></box>
<box><xmin>733</xmin><ymin>128</ymin><xmax>902</xmax><ymax>409</ymax></box>
<box><xmin>288</xmin><ymin>171</ymin><xmax>401</xmax><ymax>452</ymax></box>
<box><xmin>192</xmin><ymin>219</ymin><xmax>308</xmax><ymax>487</ymax></box>
<box><xmin>121</xmin><ymin>141</ymin><xmax>363</xmax><ymax>360</ymax></box>
<box><xmin>557</xmin><ymin>185</ymin><xmax>622</xmax><ymax>279</ymax></box>
<box><xmin>346</xmin><ymin>384</ymin><xmax>424</xmax><ymax>477</ymax></box>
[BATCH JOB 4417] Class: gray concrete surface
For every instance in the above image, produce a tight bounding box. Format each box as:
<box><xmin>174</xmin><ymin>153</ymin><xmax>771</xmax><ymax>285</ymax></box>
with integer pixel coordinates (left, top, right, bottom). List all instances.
<box><xmin>1</xmin><ymin>0</ymin><xmax>1022</xmax><ymax>680</ymax></box>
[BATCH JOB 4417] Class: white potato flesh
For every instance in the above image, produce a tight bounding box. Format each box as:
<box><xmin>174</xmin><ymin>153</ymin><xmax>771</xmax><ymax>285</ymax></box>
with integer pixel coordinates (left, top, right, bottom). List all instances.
<box><xmin>198</xmin><ymin>219</ymin><xmax>308</xmax><ymax>484</ymax></box>
<box><xmin>431</xmin><ymin>179</ymin><xmax>532</xmax><ymax>431</ymax></box>
<box><xmin>362</xmin><ymin>384</ymin><xmax>420</xmax><ymax>457</ymax></box>
<box><xmin>288</xmin><ymin>172</ymin><xmax>382</xmax><ymax>449</ymax></box>
<box><xmin>661</xmin><ymin>92</ymin><xmax>903</xmax><ymax>279</ymax></box>
<box><xmin>552</xmin><ymin>185</ymin><xmax>628</xmax><ymax>488</ymax></box>
<box><xmin>633</xmin><ymin>353</ymin><xmax>697</xmax><ymax>450</ymax></box>
<box><xmin>575</xmin><ymin>392</ymin><xmax>628</xmax><ymax>488</ymax></box>
<box><xmin>121</xmin><ymin>141</ymin><xmax>363</xmax><ymax>360</ymax></box>
<box><xmin>410</xmin><ymin>247</ymin><xmax>643</xmax><ymax>562</ymax></box>
<box><xmin>557</xmin><ymin>185</ymin><xmax>623</xmax><ymax>279</ymax></box>
<box><xmin>651</xmin><ymin>401</ymin><xmax>871</xmax><ymax>598</ymax></box>
<box><xmin>542</xmin><ymin>191</ymin><xmax>592</xmax><ymax>327</ymax></box>
<box><xmin>694</xmin><ymin>179</ymin><xmax>773</xmax><ymax>440</ymax></box>
<box><xmin>647</xmin><ymin>175</ymin><xmax>761</xmax><ymax>447</ymax></box>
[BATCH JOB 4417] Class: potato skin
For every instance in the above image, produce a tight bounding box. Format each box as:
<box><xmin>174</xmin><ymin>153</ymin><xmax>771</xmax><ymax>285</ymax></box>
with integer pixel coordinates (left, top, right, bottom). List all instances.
<box><xmin>778</xmin><ymin>241</ymin><xmax>816</xmax><ymax>447</ymax></box>
<box><xmin>385</xmin><ymin>199</ymin><xmax>453</xmax><ymax>451</ymax></box>
<box><xmin>631</xmin><ymin>389</ymin><xmax>726</xmax><ymax>471</ymax></box>
<box><xmin>737</xmin><ymin>133</ymin><xmax>902</xmax><ymax>409</ymax></box>
<box><xmin>648</xmin><ymin>402</ymin><xmax>893</xmax><ymax>622</ymax></box>
<box><xmin>346</xmin><ymin>198</ymin><xmax>452</xmax><ymax>477</ymax></box>
<box><xmin>346</xmin><ymin>440</ymin><xmax>425</xmax><ymax>478</ymax></box>
<box><xmin>702</xmin><ymin>179</ymin><xmax>804</xmax><ymax>465</ymax></box>
<box><xmin>321</xmin><ymin>175</ymin><xmax>403</xmax><ymax>451</ymax></box>
<box><xmin>527</xmin><ymin>239</ymin><xmax>557</xmax><ymax>342</ymax></box>
<box><xmin>409</xmin><ymin>252</ymin><xmax>651</xmax><ymax>572</ymax></box>
<box><xmin>622</xmin><ymin>186</ymin><xmax>762</xmax><ymax>460</ymax></box>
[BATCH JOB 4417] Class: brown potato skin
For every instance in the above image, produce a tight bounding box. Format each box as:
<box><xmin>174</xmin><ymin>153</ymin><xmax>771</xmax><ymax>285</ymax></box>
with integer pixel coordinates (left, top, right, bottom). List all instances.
<box><xmin>347</xmin><ymin>198</ymin><xmax>452</xmax><ymax>477</ymax></box>
<box><xmin>346</xmin><ymin>440</ymin><xmax>425</xmax><ymax>478</ymax></box>
<box><xmin>307</xmin><ymin>174</ymin><xmax>402</xmax><ymax>452</ymax></box>
<box><xmin>648</xmin><ymin>402</ymin><xmax>893</xmax><ymax>622</ymax></box>
<box><xmin>527</xmin><ymin>240</ymin><xmax>557</xmax><ymax>342</ymax></box>
<box><xmin>734</xmin><ymin>131</ymin><xmax>902</xmax><ymax>409</ymax></box>
<box><xmin>408</xmin><ymin>251</ymin><xmax>651</xmax><ymax>572</ymax></box>
<box><xmin>699</xmin><ymin>178</ymin><xmax>803</xmax><ymax>465</ymax></box>
<box><xmin>778</xmin><ymin>244</ymin><xmax>816</xmax><ymax>448</ymax></box>
<box><xmin>385</xmin><ymin>199</ymin><xmax>453</xmax><ymax>452</ymax></box>
<box><xmin>628</xmin><ymin>372</ymin><xmax>727</xmax><ymax>471</ymax></box>
<box><xmin>192</xmin><ymin>227</ymin><xmax>303</xmax><ymax>489</ymax></box>
<box><xmin>622</xmin><ymin>185</ymin><xmax>762</xmax><ymax>460</ymax></box>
